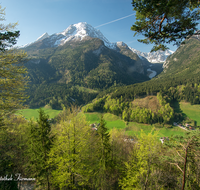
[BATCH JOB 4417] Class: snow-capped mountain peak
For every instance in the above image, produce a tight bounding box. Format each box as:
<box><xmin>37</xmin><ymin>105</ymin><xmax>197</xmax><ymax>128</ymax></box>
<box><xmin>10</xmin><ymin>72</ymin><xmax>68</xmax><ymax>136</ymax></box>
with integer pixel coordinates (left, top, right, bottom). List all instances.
<box><xmin>22</xmin><ymin>22</ymin><xmax>173</xmax><ymax>63</ymax></box>
<box><xmin>37</xmin><ymin>22</ymin><xmax>117</xmax><ymax>49</ymax></box>
<box><xmin>36</xmin><ymin>32</ymin><xmax>49</xmax><ymax>42</ymax></box>
<box><xmin>129</xmin><ymin>47</ymin><xmax>174</xmax><ymax>63</ymax></box>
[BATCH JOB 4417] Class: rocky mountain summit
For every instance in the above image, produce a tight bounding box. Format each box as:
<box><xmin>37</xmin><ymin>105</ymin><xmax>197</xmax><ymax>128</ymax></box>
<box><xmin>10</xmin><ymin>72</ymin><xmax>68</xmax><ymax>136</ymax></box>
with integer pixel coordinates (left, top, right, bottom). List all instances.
<box><xmin>23</xmin><ymin>22</ymin><xmax>173</xmax><ymax>63</ymax></box>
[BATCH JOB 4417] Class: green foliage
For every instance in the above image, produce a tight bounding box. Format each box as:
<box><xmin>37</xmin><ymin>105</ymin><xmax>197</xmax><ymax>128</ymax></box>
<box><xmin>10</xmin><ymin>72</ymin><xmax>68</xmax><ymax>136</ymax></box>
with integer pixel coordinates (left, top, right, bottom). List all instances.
<box><xmin>27</xmin><ymin>108</ymin><xmax>54</xmax><ymax>189</ymax></box>
<box><xmin>0</xmin><ymin>6</ymin><xmax>28</xmax><ymax>125</ymax></box>
<box><xmin>48</xmin><ymin>108</ymin><xmax>92</xmax><ymax>189</ymax></box>
<box><xmin>0</xmin><ymin>109</ymin><xmax>198</xmax><ymax>189</ymax></box>
<box><xmin>94</xmin><ymin>116</ymin><xmax>112</xmax><ymax>189</ymax></box>
<box><xmin>0</xmin><ymin>115</ymin><xmax>29</xmax><ymax>190</ymax></box>
<box><xmin>85</xmin><ymin>93</ymin><xmax>174</xmax><ymax>124</ymax></box>
<box><xmin>164</xmin><ymin>130</ymin><xmax>200</xmax><ymax>189</ymax></box>
<box><xmin>26</xmin><ymin>83</ymin><xmax>98</xmax><ymax>109</ymax></box>
<box><xmin>104</xmin><ymin>95</ymin><xmax>125</xmax><ymax>115</ymax></box>
<box><xmin>119</xmin><ymin>129</ymin><xmax>161</xmax><ymax>189</ymax></box>
<box><xmin>0</xmin><ymin>5</ymin><xmax>20</xmax><ymax>51</ymax></box>
<box><xmin>82</xmin><ymin>96</ymin><xmax>106</xmax><ymax>112</ymax></box>
<box><xmin>131</xmin><ymin>0</ymin><xmax>200</xmax><ymax>51</ymax></box>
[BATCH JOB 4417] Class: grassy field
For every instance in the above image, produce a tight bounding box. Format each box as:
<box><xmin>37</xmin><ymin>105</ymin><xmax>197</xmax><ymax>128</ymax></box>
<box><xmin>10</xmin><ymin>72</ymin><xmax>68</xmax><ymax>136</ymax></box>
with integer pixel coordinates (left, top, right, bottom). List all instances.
<box><xmin>84</xmin><ymin>112</ymin><xmax>126</xmax><ymax>130</ymax></box>
<box><xmin>125</xmin><ymin>122</ymin><xmax>186</xmax><ymax>137</ymax></box>
<box><xmin>16</xmin><ymin>107</ymin><xmax>188</xmax><ymax>138</ymax></box>
<box><xmin>83</xmin><ymin>112</ymin><xmax>186</xmax><ymax>138</ymax></box>
<box><xmin>16</xmin><ymin>107</ymin><xmax>62</xmax><ymax>121</ymax></box>
<box><xmin>180</xmin><ymin>102</ymin><xmax>200</xmax><ymax>125</ymax></box>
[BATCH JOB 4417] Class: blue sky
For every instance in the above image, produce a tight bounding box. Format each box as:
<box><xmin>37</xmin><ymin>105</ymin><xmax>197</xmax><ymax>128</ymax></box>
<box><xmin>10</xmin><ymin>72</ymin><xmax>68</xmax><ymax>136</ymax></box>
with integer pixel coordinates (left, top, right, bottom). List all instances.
<box><xmin>1</xmin><ymin>0</ymin><xmax>195</xmax><ymax>52</ymax></box>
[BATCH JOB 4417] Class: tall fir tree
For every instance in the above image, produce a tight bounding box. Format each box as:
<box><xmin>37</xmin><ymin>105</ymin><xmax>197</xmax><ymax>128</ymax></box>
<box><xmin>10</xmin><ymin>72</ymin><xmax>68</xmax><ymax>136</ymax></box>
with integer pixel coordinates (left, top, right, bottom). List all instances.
<box><xmin>27</xmin><ymin>108</ymin><xmax>54</xmax><ymax>190</ymax></box>
<box><xmin>94</xmin><ymin>116</ymin><xmax>113</xmax><ymax>190</ymax></box>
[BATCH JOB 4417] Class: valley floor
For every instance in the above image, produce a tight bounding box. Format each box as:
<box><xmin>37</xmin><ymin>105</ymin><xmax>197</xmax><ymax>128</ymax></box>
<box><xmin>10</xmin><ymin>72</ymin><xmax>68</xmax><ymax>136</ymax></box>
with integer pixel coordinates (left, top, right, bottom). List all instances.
<box><xmin>17</xmin><ymin>101</ymin><xmax>200</xmax><ymax>139</ymax></box>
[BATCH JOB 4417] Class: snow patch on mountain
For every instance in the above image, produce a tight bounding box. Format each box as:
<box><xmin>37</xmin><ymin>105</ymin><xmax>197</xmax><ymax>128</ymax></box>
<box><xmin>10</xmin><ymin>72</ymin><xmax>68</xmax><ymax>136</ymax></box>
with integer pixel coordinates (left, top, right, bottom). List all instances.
<box><xmin>39</xmin><ymin>22</ymin><xmax>118</xmax><ymax>49</ymax></box>
<box><xmin>36</xmin><ymin>32</ymin><xmax>49</xmax><ymax>42</ymax></box>
<box><xmin>19</xmin><ymin>32</ymin><xmax>49</xmax><ymax>48</ymax></box>
<box><xmin>129</xmin><ymin>47</ymin><xmax>174</xmax><ymax>63</ymax></box>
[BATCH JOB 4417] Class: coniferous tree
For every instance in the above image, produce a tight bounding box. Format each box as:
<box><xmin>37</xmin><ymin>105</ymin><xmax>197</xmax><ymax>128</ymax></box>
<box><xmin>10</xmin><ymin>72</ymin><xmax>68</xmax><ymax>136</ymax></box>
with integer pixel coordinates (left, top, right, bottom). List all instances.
<box><xmin>48</xmin><ymin>107</ymin><xmax>92</xmax><ymax>189</ymax></box>
<box><xmin>27</xmin><ymin>108</ymin><xmax>54</xmax><ymax>190</ymax></box>
<box><xmin>94</xmin><ymin>116</ymin><xmax>113</xmax><ymax>189</ymax></box>
<box><xmin>131</xmin><ymin>0</ymin><xmax>200</xmax><ymax>51</ymax></box>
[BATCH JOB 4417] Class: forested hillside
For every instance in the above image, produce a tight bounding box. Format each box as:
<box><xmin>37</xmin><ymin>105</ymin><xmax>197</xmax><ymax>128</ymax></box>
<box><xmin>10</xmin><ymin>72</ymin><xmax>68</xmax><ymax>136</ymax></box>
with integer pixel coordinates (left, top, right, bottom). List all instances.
<box><xmin>23</xmin><ymin>37</ymin><xmax>151</xmax><ymax>109</ymax></box>
<box><xmin>161</xmin><ymin>34</ymin><xmax>200</xmax><ymax>78</ymax></box>
<box><xmin>84</xmin><ymin>36</ymin><xmax>200</xmax><ymax>125</ymax></box>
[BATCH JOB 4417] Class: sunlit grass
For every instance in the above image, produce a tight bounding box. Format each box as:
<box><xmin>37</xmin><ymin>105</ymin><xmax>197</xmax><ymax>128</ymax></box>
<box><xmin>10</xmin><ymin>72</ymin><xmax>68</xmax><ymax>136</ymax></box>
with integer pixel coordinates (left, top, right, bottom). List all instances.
<box><xmin>16</xmin><ymin>107</ymin><xmax>62</xmax><ymax>121</ymax></box>
<box><xmin>180</xmin><ymin>102</ymin><xmax>200</xmax><ymax>125</ymax></box>
<box><xmin>83</xmin><ymin>112</ymin><xmax>187</xmax><ymax>137</ymax></box>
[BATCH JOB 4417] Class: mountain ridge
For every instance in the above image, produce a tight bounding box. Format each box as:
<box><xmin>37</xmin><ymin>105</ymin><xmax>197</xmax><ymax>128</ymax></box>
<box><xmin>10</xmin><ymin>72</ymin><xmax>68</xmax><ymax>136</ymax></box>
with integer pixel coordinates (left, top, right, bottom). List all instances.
<box><xmin>22</xmin><ymin>22</ymin><xmax>173</xmax><ymax>63</ymax></box>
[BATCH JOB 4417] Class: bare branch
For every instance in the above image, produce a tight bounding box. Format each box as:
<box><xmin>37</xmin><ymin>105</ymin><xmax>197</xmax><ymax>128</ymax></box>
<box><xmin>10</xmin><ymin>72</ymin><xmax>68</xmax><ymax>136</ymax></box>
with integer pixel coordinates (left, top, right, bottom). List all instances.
<box><xmin>169</xmin><ymin>162</ymin><xmax>183</xmax><ymax>173</ymax></box>
<box><xmin>176</xmin><ymin>149</ymin><xmax>185</xmax><ymax>161</ymax></box>
<box><xmin>180</xmin><ymin>143</ymin><xmax>186</xmax><ymax>150</ymax></box>
<box><xmin>159</xmin><ymin>14</ymin><xmax>166</xmax><ymax>35</ymax></box>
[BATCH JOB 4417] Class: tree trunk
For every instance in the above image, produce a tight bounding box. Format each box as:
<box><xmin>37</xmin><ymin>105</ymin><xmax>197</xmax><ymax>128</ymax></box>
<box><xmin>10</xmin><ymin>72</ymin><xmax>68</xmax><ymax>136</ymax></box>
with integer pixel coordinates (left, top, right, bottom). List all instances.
<box><xmin>182</xmin><ymin>143</ymin><xmax>190</xmax><ymax>190</ymax></box>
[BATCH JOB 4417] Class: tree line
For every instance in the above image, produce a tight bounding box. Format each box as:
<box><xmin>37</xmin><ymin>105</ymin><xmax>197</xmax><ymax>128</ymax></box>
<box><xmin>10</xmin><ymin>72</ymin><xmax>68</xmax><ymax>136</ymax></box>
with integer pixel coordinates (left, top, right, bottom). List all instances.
<box><xmin>82</xmin><ymin>92</ymin><xmax>175</xmax><ymax>125</ymax></box>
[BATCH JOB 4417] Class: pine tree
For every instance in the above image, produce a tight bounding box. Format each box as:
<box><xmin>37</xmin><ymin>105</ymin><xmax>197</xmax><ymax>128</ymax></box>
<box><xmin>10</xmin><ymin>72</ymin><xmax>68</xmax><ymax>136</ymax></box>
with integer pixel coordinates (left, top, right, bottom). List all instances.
<box><xmin>95</xmin><ymin>116</ymin><xmax>112</xmax><ymax>189</ymax></box>
<box><xmin>131</xmin><ymin>0</ymin><xmax>200</xmax><ymax>51</ymax></box>
<box><xmin>27</xmin><ymin>108</ymin><xmax>54</xmax><ymax>190</ymax></box>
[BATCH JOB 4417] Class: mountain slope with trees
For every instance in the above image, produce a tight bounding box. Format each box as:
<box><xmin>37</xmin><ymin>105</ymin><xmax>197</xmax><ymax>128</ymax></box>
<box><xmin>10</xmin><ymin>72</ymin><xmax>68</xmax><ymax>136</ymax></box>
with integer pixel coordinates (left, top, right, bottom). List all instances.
<box><xmin>85</xmin><ymin>35</ymin><xmax>200</xmax><ymax>125</ymax></box>
<box><xmin>23</xmin><ymin>35</ymin><xmax>152</xmax><ymax>109</ymax></box>
<box><xmin>161</xmin><ymin>33</ymin><xmax>200</xmax><ymax>78</ymax></box>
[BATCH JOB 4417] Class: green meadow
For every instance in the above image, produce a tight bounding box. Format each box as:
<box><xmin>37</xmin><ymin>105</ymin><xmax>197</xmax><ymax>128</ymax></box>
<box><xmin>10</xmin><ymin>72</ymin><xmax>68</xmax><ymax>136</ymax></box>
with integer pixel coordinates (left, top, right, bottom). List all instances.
<box><xmin>17</xmin><ymin>107</ymin><xmax>188</xmax><ymax>138</ymax></box>
<box><xmin>83</xmin><ymin>112</ymin><xmax>186</xmax><ymax>138</ymax></box>
<box><xmin>125</xmin><ymin>122</ymin><xmax>186</xmax><ymax>137</ymax></box>
<box><xmin>84</xmin><ymin>112</ymin><xmax>126</xmax><ymax>130</ymax></box>
<box><xmin>16</xmin><ymin>107</ymin><xmax>62</xmax><ymax>121</ymax></box>
<box><xmin>180</xmin><ymin>102</ymin><xmax>200</xmax><ymax>125</ymax></box>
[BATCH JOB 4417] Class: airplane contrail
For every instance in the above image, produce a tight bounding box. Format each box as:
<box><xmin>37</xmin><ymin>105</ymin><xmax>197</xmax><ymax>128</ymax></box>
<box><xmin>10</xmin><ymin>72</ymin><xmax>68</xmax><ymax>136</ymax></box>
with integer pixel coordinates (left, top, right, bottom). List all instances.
<box><xmin>95</xmin><ymin>13</ymin><xmax>135</xmax><ymax>28</ymax></box>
